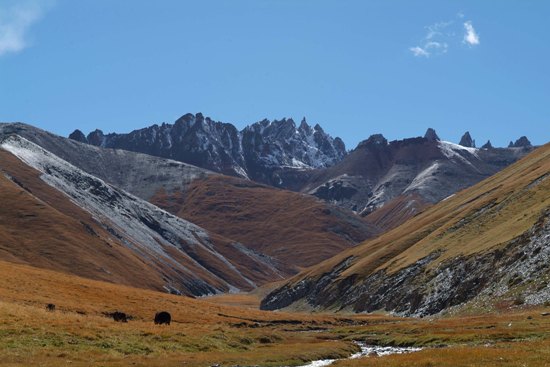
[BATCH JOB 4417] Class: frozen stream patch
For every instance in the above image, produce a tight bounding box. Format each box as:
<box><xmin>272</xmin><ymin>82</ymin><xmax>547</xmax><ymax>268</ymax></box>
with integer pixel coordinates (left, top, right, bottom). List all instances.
<box><xmin>297</xmin><ymin>342</ymin><xmax>422</xmax><ymax>367</ymax></box>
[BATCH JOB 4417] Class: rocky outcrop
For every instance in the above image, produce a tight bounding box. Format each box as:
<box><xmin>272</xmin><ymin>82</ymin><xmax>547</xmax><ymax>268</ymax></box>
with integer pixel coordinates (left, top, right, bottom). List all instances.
<box><xmin>424</xmin><ymin>128</ymin><xmax>440</xmax><ymax>141</ymax></box>
<box><xmin>70</xmin><ymin>113</ymin><xmax>346</xmax><ymax>187</ymax></box>
<box><xmin>262</xmin><ymin>211</ymin><xmax>550</xmax><ymax>316</ymax></box>
<box><xmin>302</xmin><ymin>135</ymin><xmax>532</xmax><ymax>227</ymax></box>
<box><xmin>459</xmin><ymin>131</ymin><xmax>475</xmax><ymax>148</ymax></box>
<box><xmin>509</xmin><ymin>136</ymin><xmax>532</xmax><ymax>148</ymax></box>
<box><xmin>481</xmin><ymin>140</ymin><xmax>493</xmax><ymax>149</ymax></box>
<box><xmin>68</xmin><ymin>129</ymin><xmax>87</xmax><ymax>143</ymax></box>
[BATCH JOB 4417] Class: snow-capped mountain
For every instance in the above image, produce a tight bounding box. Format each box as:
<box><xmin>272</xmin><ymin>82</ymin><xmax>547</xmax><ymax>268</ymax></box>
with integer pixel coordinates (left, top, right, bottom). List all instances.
<box><xmin>70</xmin><ymin>113</ymin><xmax>346</xmax><ymax>186</ymax></box>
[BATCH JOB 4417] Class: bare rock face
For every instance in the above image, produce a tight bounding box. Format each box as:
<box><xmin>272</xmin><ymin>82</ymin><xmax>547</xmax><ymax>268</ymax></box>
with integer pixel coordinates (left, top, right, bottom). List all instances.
<box><xmin>70</xmin><ymin>113</ymin><xmax>346</xmax><ymax>187</ymax></box>
<box><xmin>68</xmin><ymin>129</ymin><xmax>87</xmax><ymax>143</ymax></box>
<box><xmin>509</xmin><ymin>136</ymin><xmax>532</xmax><ymax>148</ymax></box>
<box><xmin>302</xmin><ymin>135</ymin><xmax>532</xmax><ymax>228</ymax></box>
<box><xmin>424</xmin><ymin>128</ymin><xmax>440</xmax><ymax>141</ymax></box>
<box><xmin>481</xmin><ymin>140</ymin><xmax>493</xmax><ymax>149</ymax></box>
<box><xmin>459</xmin><ymin>131</ymin><xmax>475</xmax><ymax>148</ymax></box>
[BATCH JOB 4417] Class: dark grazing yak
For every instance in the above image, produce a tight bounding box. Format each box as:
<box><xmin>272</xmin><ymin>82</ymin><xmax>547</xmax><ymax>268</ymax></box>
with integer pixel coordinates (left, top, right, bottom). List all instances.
<box><xmin>154</xmin><ymin>311</ymin><xmax>171</xmax><ymax>325</ymax></box>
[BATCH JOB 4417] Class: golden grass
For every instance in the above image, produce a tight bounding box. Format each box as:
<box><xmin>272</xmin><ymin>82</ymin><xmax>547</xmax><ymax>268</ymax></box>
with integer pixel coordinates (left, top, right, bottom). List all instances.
<box><xmin>0</xmin><ymin>260</ymin><xmax>357</xmax><ymax>366</ymax></box>
<box><xmin>150</xmin><ymin>175</ymin><xmax>379</xmax><ymax>269</ymax></box>
<box><xmin>289</xmin><ymin>142</ymin><xmax>550</xmax><ymax>287</ymax></box>
<box><xmin>2</xmin><ymin>259</ymin><xmax>550</xmax><ymax>366</ymax></box>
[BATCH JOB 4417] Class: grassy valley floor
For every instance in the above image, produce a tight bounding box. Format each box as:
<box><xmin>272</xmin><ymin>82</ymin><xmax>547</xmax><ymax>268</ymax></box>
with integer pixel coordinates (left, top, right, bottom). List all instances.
<box><xmin>1</xmin><ymin>260</ymin><xmax>550</xmax><ymax>366</ymax></box>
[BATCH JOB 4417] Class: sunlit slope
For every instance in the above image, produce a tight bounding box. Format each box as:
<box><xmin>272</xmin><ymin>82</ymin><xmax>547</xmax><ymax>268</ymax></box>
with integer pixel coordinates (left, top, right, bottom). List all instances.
<box><xmin>262</xmin><ymin>142</ymin><xmax>550</xmax><ymax>315</ymax></box>
<box><xmin>0</xmin><ymin>135</ymin><xmax>283</xmax><ymax>295</ymax></box>
<box><xmin>0</xmin><ymin>151</ymin><xmax>165</xmax><ymax>290</ymax></box>
<box><xmin>0</xmin><ymin>260</ymin><xmax>358</xmax><ymax>367</ymax></box>
<box><xmin>151</xmin><ymin>175</ymin><xmax>380</xmax><ymax>270</ymax></box>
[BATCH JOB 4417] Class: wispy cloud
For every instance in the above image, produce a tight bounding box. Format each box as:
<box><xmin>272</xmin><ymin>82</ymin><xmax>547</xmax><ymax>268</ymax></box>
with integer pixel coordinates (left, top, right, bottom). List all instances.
<box><xmin>410</xmin><ymin>13</ymin><xmax>480</xmax><ymax>58</ymax></box>
<box><xmin>0</xmin><ymin>1</ymin><xmax>53</xmax><ymax>57</ymax></box>
<box><xmin>463</xmin><ymin>21</ymin><xmax>480</xmax><ymax>46</ymax></box>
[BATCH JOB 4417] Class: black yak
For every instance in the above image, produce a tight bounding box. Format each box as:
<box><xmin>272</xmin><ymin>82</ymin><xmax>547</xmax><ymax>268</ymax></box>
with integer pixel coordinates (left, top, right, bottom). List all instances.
<box><xmin>45</xmin><ymin>303</ymin><xmax>56</xmax><ymax>312</ymax></box>
<box><xmin>154</xmin><ymin>311</ymin><xmax>171</xmax><ymax>325</ymax></box>
<box><xmin>111</xmin><ymin>311</ymin><xmax>128</xmax><ymax>322</ymax></box>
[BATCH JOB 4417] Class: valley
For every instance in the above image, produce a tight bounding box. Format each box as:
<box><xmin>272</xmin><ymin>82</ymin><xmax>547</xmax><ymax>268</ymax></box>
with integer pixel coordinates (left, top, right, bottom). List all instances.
<box><xmin>2</xmin><ymin>260</ymin><xmax>550</xmax><ymax>367</ymax></box>
<box><xmin>0</xmin><ymin>121</ymin><xmax>548</xmax><ymax>366</ymax></box>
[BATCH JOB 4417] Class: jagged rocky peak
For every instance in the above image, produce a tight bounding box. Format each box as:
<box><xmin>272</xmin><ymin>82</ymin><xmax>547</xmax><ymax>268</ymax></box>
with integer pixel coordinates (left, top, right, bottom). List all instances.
<box><xmin>299</xmin><ymin>117</ymin><xmax>312</xmax><ymax>134</ymax></box>
<box><xmin>424</xmin><ymin>128</ymin><xmax>440</xmax><ymax>141</ymax></box>
<box><xmin>509</xmin><ymin>136</ymin><xmax>532</xmax><ymax>148</ymax></box>
<box><xmin>481</xmin><ymin>140</ymin><xmax>493</xmax><ymax>149</ymax></box>
<box><xmin>87</xmin><ymin>129</ymin><xmax>105</xmax><ymax>147</ymax></box>
<box><xmin>459</xmin><ymin>131</ymin><xmax>476</xmax><ymax>148</ymax></box>
<box><xmin>67</xmin><ymin>113</ymin><xmax>347</xmax><ymax>185</ymax></box>
<box><xmin>357</xmin><ymin>134</ymin><xmax>388</xmax><ymax>149</ymax></box>
<box><xmin>68</xmin><ymin>129</ymin><xmax>87</xmax><ymax>143</ymax></box>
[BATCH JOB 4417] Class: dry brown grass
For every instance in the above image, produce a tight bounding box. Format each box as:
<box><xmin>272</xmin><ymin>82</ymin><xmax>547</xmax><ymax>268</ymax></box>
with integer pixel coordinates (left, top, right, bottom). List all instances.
<box><xmin>150</xmin><ymin>175</ymin><xmax>379</xmax><ymax>270</ymax></box>
<box><xmin>289</xmin><ymin>142</ymin><xmax>550</xmax><ymax>286</ymax></box>
<box><xmin>2</xmin><ymin>260</ymin><xmax>550</xmax><ymax>366</ymax></box>
<box><xmin>0</xmin><ymin>260</ymin><xmax>357</xmax><ymax>366</ymax></box>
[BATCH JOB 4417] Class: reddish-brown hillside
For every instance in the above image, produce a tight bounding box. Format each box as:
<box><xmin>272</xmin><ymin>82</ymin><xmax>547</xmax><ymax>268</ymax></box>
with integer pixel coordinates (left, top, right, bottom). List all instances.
<box><xmin>151</xmin><ymin>175</ymin><xmax>380</xmax><ymax>270</ymax></box>
<box><xmin>0</xmin><ymin>144</ymin><xmax>284</xmax><ymax>295</ymax></box>
<box><xmin>0</xmin><ymin>149</ymin><xmax>166</xmax><ymax>290</ymax></box>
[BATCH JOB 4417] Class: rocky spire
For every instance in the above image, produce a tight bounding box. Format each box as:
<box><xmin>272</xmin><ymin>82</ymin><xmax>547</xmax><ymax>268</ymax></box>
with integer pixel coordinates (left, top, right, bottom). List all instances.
<box><xmin>481</xmin><ymin>140</ymin><xmax>493</xmax><ymax>149</ymax></box>
<box><xmin>87</xmin><ymin>129</ymin><xmax>105</xmax><ymax>147</ymax></box>
<box><xmin>424</xmin><ymin>128</ymin><xmax>440</xmax><ymax>142</ymax></box>
<box><xmin>509</xmin><ymin>136</ymin><xmax>532</xmax><ymax>148</ymax></box>
<box><xmin>459</xmin><ymin>131</ymin><xmax>475</xmax><ymax>148</ymax></box>
<box><xmin>69</xmin><ymin>129</ymin><xmax>88</xmax><ymax>143</ymax></box>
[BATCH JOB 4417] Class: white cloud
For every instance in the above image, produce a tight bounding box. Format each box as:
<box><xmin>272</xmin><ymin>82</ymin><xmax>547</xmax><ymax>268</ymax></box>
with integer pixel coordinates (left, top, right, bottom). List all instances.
<box><xmin>463</xmin><ymin>21</ymin><xmax>480</xmax><ymax>46</ymax></box>
<box><xmin>0</xmin><ymin>1</ymin><xmax>53</xmax><ymax>57</ymax></box>
<box><xmin>410</xmin><ymin>41</ymin><xmax>449</xmax><ymax>58</ymax></box>
<box><xmin>410</xmin><ymin>46</ymin><xmax>429</xmax><ymax>57</ymax></box>
<box><xmin>410</xmin><ymin>14</ymin><xmax>480</xmax><ymax>58</ymax></box>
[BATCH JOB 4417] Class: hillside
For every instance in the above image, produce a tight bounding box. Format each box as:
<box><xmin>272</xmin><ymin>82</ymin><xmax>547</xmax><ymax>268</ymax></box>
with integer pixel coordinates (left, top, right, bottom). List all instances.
<box><xmin>2</xmin><ymin>123</ymin><xmax>379</xmax><ymax>273</ymax></box>
<box><xmin>301</xmin><ymin>133</ymin><xmax>532</xmax><ymax>229</ymax></box>
<box><xmin>150</xmin><ymin>175</ymin><xmax>380</xmax><ymax>269</ymax></box>
<box><xmin>262</xmin><ymin>142</ymin><xmax>550</xmax><ymax>316</ymax></box>
<box><xmin>1</xmin><ymin>122</ymin><xmax>214</xmax><ymax>201</ymax></box>
<box><xmin>0</xmin><ymin>134</ymin><xmax>284</xmax><ymax>295</ymax></box>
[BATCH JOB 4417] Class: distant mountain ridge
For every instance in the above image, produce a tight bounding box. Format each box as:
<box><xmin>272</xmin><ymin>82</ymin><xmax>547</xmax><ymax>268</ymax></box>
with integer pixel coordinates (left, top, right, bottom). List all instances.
<box><xmin>300</xmin><ymin>129</ymin><xmax>534</xmax><ymax>229</ymax></box>
<box><xmin>70</xmin><ymin>116</ymin><xmax>535</xmax><ymax>229</ymax></box>
<box><xmin>70</xmin><ymin>113</ymin><xmax>346</xmax><ymax>187</ymax></box>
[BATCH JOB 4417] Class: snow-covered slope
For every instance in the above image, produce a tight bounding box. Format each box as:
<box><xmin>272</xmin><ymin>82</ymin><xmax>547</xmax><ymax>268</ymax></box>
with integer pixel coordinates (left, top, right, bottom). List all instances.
<box><xmin>0</xmin><ymin>134</ymin><xmax>283</xmax><ymax>295</ymax></box>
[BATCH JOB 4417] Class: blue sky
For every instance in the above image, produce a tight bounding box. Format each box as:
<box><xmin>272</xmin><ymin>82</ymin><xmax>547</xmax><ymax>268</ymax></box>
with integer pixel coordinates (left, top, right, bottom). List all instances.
<box><xmin>0</xmin><ymin>0</ymin><xmax>548</xmax><ymax>149</ymax></box>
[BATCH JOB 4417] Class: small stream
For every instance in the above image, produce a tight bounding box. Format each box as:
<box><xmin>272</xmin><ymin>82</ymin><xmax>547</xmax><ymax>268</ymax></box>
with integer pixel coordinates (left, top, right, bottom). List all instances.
<box><xmin>299</xmin><ymin>342</ymin><xmax>422</xmax><ymax>367</ymax></box>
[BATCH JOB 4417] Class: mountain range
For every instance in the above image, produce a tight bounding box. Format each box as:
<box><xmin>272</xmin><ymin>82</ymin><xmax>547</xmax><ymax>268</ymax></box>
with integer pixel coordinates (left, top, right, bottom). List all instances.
<box><xmin>1</xmin><ymin>115</ymin><xmax>545</xmax><ymax>317</ymax></box>
<box><xmin>71</xmin><ymin>114</ymin><xmax>534</xmax><ymax>229</ymax></box>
